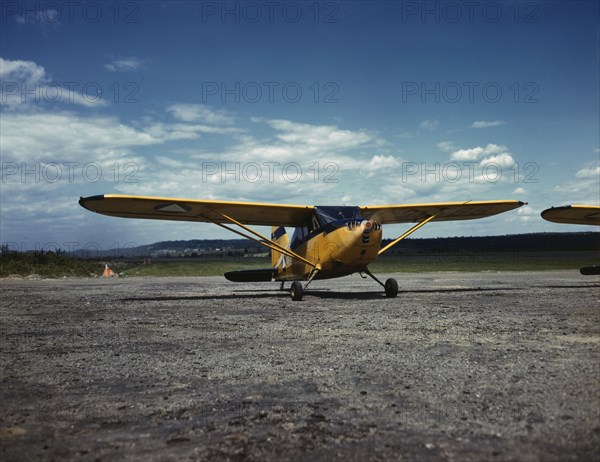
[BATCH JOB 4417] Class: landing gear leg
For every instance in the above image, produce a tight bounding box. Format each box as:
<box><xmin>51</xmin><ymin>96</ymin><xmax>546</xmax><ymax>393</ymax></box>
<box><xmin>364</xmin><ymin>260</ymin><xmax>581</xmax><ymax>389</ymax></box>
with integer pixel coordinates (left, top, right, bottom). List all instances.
<box><xmin>363</xmin><ymin>268</ymin><xmax>398</xmax><ymax>298</ymax></box>
<box><xmin>289</xmin><ymin>268</ymin><xmax>320</xmax><ymax>301</ymax></box>
<box><xmin>280</xmin><ymin>281</ymin><xmax>285</xmax><ymax>291</ymax></box>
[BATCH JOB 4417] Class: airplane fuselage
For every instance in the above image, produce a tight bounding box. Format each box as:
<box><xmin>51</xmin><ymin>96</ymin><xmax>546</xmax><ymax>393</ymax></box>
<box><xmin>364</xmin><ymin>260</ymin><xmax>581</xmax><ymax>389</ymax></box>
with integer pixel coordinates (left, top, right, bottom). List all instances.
<box><xmin>275</xmin><ymin>219</ymin><xmax>383</xmax><ymax>281</ymax></box>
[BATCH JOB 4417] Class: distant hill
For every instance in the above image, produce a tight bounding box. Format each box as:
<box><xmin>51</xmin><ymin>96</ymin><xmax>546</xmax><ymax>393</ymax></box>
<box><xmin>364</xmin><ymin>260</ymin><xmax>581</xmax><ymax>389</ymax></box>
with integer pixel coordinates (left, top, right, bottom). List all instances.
<box><xmin>67</xmin><ymin>232</ymin><xmax>599</xmax><ymax>259</ymax></box>
<box><xmin>384</xmin><ymin>232</ymin><xmax>599</xmax><ymax>255</ymax></box>
<box><xmin>71</xmin><ymin>239</ymin><xmax>265</xmax><ymax>259</ymax></box>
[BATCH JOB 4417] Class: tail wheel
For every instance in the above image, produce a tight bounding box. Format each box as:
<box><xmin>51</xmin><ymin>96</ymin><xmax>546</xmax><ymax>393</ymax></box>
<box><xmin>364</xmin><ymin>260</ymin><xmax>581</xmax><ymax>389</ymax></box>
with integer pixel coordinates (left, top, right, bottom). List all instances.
<box><xmin>384</xmin><ymin>278</ymin><xmax>398</xmax><ymax>298</ymax></box>
<box><xmin>290</xmin><ymin>281</ymin><xmax>304</xmax><ymax>301</ymax></box>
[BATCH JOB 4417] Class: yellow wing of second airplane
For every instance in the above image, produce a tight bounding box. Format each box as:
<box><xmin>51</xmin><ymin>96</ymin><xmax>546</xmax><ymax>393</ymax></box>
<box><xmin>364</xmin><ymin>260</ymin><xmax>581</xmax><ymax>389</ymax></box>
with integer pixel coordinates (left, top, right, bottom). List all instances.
<box><xmin>541</xmin><ymin>205</ymin><xmax>600</xmax><ymax>226</ymax></box>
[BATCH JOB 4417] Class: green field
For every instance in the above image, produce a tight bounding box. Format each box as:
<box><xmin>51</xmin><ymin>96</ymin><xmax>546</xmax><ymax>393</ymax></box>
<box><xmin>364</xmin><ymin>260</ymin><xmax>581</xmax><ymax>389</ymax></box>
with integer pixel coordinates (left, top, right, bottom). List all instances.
<box><xmin>1</xmin><ymin>251</ymin><xmax>597</xmax><ymax>278</ymax></box>
<box><xmin>0</xmin><ymin>252</ymin><xmax>103</xmax><ymax>278</ymax></box>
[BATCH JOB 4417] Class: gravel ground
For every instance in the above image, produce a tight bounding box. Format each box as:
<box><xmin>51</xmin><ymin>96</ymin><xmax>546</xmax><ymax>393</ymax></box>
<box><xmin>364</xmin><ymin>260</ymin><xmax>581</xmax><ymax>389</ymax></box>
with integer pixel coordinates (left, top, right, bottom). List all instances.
<box><xmin>0</xmin><ymin>271</ymin><xmax>599</xmax><ymax>461</ymax></box>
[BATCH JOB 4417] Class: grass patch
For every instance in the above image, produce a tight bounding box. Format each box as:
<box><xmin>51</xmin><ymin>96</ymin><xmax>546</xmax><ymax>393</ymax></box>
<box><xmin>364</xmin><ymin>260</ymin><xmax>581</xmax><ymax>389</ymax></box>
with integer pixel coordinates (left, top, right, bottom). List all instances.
<box><xmin>0</xmin><ymin>251</ymin><xmax>107</xmax><ymax>278</ymax></box>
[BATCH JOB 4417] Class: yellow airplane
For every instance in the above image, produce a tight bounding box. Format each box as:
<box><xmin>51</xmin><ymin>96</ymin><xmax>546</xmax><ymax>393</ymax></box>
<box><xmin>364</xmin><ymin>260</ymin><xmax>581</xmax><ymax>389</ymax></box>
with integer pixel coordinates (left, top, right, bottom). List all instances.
<box><xmin>79</xmin><ymin>195</ymin><xmax>524</xmax><ymax>300</ymax></box>
<box><xmin>541</xmin><ymin>204</ymin><xmax>600</xmax><ymax>275</ymax></box>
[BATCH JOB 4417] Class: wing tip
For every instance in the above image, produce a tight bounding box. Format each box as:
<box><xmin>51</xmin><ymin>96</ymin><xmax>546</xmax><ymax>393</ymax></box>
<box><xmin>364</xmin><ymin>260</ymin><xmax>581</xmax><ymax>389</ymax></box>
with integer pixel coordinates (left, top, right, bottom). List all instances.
<box><xmin>541</xmin><ymin>204</ymin><xmax>570</xmax><ymax>218</ymax></box>
<box><xmin>541</xmin><ymin>204</ymin><xmax>600</xmax><ymax>225</ymax></box>
<box><xmin>79</xmin><ymin>194</ymin><xmax>105</xmax><ymax>211</ymax></box>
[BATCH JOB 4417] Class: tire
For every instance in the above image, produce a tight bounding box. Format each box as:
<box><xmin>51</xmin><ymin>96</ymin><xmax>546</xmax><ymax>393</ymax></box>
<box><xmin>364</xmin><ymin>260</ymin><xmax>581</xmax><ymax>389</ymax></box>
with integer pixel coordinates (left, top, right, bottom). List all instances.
<box><xmin>290</xmin><ymin>281</ymin><xmax>304</xmax><ymax>301</ymax></box>
<box><xmin>384</xmin><ymin>278</ymin><xmax>398</xmax><ymax>298</ymax></box>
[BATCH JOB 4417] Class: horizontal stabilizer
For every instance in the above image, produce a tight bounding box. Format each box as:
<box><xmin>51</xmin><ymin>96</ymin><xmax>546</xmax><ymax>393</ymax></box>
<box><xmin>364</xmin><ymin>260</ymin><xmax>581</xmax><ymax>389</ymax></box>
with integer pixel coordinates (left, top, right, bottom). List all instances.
<box><xmin>224</xmin><ymin>268</ymin><xmax>276</xmax><ymax>282</ymax></box>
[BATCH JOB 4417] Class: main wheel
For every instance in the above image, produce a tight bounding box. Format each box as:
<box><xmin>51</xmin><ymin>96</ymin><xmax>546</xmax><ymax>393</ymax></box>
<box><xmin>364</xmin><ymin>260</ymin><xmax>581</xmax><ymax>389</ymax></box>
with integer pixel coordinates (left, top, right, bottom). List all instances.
<box><xmin>384</xmin><ymin>278</ymin><xmax>398</xmax><ymax>298</ymax></box>
<box><xmin>290</xmin><ymin>281</ymin><xmax>304</xmax><ymax>301</ymax></box>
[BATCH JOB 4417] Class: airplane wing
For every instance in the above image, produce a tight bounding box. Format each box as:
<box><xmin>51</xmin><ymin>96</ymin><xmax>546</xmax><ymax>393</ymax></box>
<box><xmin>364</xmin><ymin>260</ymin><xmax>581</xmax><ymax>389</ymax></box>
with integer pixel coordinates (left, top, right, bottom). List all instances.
<box><xmin>79</xmin><ymin>194</ymin><xmax>314</xmax><ymax>227</ymax></box>
<box><xmin>80</xmin><ymin>196</ymin><xmax>525</xmax><ymax>226</ymax></box>
<box><xmin>359</xmin><ymin>200</ymin><xmax>525</xmax><ymax>224</ymax></box>
<box><xmin>541</xmin><ymin>205</ymin><xmax>600</xmax><ymax>226</ymax></box>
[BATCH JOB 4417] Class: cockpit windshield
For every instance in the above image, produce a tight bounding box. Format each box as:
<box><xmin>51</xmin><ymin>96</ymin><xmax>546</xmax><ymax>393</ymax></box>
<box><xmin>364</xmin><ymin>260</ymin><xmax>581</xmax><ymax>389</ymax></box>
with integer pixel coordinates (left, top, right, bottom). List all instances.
<box><xmin>289</xmin><ymin>206</ymin><xmax>364</xmax><ymax>250</ymax></box>
<box><xmin>314</xmin><ymin>206</ymin><xmax>362</xmax><ymax>226</ymax></box>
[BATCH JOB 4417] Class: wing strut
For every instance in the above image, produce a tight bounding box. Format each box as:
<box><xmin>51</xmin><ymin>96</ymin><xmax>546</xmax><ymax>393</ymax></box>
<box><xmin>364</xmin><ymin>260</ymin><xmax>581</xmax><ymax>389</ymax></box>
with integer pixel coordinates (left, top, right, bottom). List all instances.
<box><xmin>208</xmin><ymin>210</ymin><xmax>319</xmax><ymax>270</ymax></box>
<box><xmin>378</xmin><ymin>214</ymin><xmax>438</xmax><ymax>256</ymax></box>
<box><xmin>303</xmin><ymin>266</ymin><xmax>321</xmax><ymax>289</ymax></box>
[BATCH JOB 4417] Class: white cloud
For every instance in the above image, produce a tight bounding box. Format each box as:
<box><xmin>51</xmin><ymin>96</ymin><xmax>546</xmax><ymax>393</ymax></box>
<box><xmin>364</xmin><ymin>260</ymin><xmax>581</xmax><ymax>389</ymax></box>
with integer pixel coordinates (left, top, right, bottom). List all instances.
<box><xmin>0</xmin><ymin>111</ymin><xmax>242</xmax><ymax>163</ymax></box>
<box><xmin>360</xmin><ymin>155</ymin><xmax>401</xmax><ymax>177</ymax></box>
<box><xmin>105</xmin><ymin>57</ymin><xmax>145</xmax><ymax>72</ymax></box>
<box><xmin>470</xmin><ymin>120</ymin><xmax>507</xmax><ymax>129</ymax></box>
<box><xmin>0</xmin><ymin>110</ymin><xmax>387</xmax><ymax>229</ymax></box>
<box><xmin>516</xmin><ymin>205</ymin><xmax>538</xmax><ymax>222</ymax></box>
<box><xmin>189</xmin><ymin>119</ymin><xmax>384</xmax><ymax>169</ymax></box>
<box><xmin>451</xmin><ymin>144</ymin><xmax>507</xmax><ymax>161</ymax></box>
<box><xmin>551</xmin><ymin>161</ymin><xmax>600</xmax><ymax>202</ymax></box>
<box><xmin>419</xmin><ymin>119</ymin><xmax>439</xmax><ymax>131</ymax></box>
<box><xmin>0</xmin><ymin>57</ymin><xmax>46</xmax><ymax>82</ymax></box>
<box><xmin>451</xmin><ymin>146</ymin><xmax>484</xmax><ymax>161</ymax></box>
<box><xmin>145</xmin><ymin>122</ymin><xmax>242</xmax><ymax>138</ymax></box>
<box><xmin>373</xmin><ymin>140</ymin><xmax>527</xmax><ymax>209</ymax></box>
<box><xmin>2</xmin><ymin>112</ymin><xmax>157</xmax><ymax>162</ymax></box>
<box><xmin>267</xmin><ymin>119</ymin><xmax>374</xmax><ymax>150</ymax></box>
<box><xmin>364</xmin><ymin>155</ymin><xmax>401</xmax><ymax>170</ymax></box>
<box><xmin>575</xmin><ymin>163</ymin><xmax>600</xmax><ymax>179</ymax></box>
<box><xmin>436</xmin><ymin>141</ymin><xmax>456</xmax><ymax>152</ymax></box>
<box><xmin>167</xmin><ymin>103</ymin><xmax>234</xmax><ymax>125</ymax></box>
<box><xmin>480</xmin><ymin>153</ymin><xmax>515</xmax><ymax>168</ymax></box>
<box><xmin>513</xmin><ymin>187</ymin><xmax>527</xmax><ymax>195</ymax></box>
<box><xmin>0</xmin><ymin>57</ymin><xmax>106</xmax><ymax>108</ymax></box>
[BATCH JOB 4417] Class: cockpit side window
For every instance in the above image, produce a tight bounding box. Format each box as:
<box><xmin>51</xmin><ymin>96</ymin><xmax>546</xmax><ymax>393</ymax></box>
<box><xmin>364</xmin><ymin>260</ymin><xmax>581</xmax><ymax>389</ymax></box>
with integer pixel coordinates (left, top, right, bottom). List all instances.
<box><xmin>290</xmin><ymin>214</ymin><xmax>322</xmax><ymax>249</ymax></box>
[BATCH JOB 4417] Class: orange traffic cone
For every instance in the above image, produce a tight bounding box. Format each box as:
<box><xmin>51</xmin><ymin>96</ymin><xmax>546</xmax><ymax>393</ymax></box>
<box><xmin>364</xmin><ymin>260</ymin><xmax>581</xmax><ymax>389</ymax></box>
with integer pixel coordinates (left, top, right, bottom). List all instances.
<box><xmin>102</xmin><ymin>264</ymin><xmax>116</xmax><ymax>277</ymax></box>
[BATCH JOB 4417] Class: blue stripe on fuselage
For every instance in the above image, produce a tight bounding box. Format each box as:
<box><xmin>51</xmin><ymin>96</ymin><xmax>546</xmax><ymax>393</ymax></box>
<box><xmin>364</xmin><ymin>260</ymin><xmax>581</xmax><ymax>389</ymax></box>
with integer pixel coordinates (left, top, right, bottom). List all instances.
<box><xmin>271</xmin><ymin>226</ymin><xmax>286</xmax><ymax>240</ymax></box>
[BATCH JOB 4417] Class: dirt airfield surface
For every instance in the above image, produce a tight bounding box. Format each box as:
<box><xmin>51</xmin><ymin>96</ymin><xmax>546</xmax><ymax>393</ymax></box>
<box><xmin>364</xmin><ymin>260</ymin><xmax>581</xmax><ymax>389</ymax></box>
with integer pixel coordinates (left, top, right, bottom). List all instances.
<box><xmin>0</xmin><ymin>271</ymin><xmax>599</xmax><ymax>461</ymax></box>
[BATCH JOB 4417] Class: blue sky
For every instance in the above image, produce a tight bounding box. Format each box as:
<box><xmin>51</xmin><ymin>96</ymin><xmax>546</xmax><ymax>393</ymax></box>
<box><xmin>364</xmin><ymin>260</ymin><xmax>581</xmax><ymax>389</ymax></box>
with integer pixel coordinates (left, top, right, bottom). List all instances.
<box><xmin>1</xmin><ymin>0</ymin><xmax>598</xmax><ymax>252</ymax></box>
